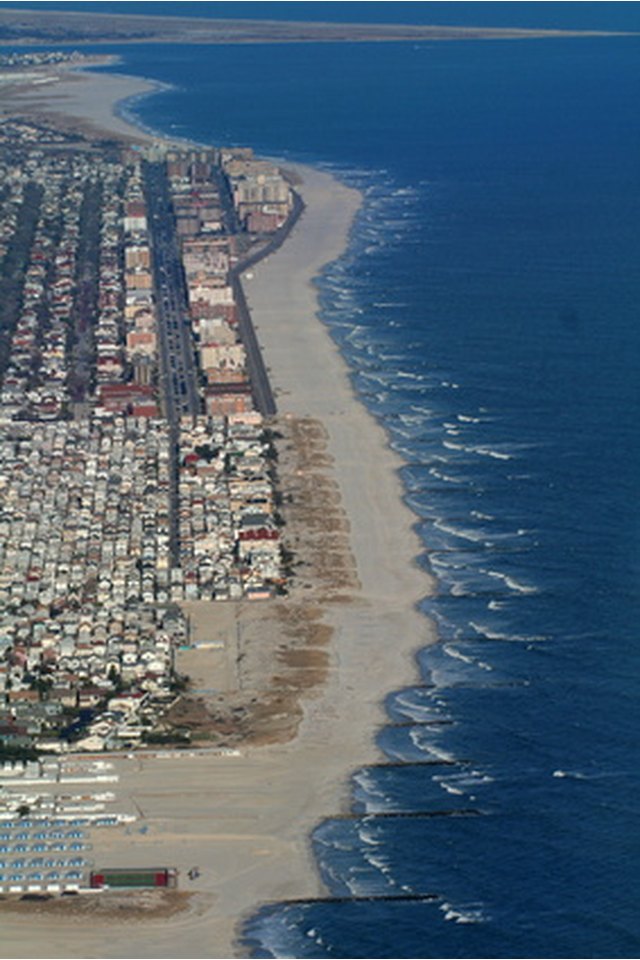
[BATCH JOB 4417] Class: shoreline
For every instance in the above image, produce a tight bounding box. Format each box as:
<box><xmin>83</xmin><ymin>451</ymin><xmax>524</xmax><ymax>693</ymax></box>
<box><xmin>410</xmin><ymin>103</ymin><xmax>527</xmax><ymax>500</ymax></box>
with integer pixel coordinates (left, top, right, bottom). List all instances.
<box><xmin>1</xmin><ymin>59</ymin><xmax>169</xmax><ymax>145</ymax></box>
<box><xmin>0</xmin><ymin>63</ymin><xmax>436</xmax><ymax>959</ymax></box>
<box><xmin>236</xmin><ymin>164</ymin><xmax>436</xmax><ymax>948</ymax></box>
<box><xmin>0</xmin><ymin>5</ymin><xmax>632</xmax><ymax>47</ymax></box>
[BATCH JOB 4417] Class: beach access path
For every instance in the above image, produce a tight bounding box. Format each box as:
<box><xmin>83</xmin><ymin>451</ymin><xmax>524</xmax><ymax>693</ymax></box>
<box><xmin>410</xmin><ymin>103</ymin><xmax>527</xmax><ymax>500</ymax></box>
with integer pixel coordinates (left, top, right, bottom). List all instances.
<box><xmin>0</xmin><ymin>73</ymin><xmax>436</xmax><ymax>959</ymax></box>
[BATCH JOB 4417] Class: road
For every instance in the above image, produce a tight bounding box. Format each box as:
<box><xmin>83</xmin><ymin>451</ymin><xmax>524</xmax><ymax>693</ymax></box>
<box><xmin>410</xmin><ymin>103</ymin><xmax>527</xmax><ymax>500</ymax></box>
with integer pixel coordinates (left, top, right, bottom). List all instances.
<box><xmin>142</xmin><ymin>161</ymin><xmax>201</xmax><ymax>424</ymax></box>
<box><xmin>142</xmin><ymin>161</ymin><xmax>201</xmax><ymax>564</ymax></box>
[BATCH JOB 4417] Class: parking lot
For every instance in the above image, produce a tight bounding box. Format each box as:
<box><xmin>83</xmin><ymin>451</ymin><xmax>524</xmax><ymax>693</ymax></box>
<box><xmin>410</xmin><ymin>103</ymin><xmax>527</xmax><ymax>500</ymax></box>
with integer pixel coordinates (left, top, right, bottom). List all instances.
<box><xmin>0</xmin><ymin>759</ymin><xmax>136</xmax><ymax>894</ymax></box>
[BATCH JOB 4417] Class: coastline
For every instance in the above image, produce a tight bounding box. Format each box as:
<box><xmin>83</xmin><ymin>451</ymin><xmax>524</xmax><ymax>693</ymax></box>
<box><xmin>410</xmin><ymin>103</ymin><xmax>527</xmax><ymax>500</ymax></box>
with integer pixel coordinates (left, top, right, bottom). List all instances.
<box><xmin>0</xmin><ymin>65</ymin><xmax>436</xmax><ymax>959</ymax></box>
<box><xmin>0</xmin><ymin>60</ymin><xmax>164</xmax><ymax>144</ymax></box>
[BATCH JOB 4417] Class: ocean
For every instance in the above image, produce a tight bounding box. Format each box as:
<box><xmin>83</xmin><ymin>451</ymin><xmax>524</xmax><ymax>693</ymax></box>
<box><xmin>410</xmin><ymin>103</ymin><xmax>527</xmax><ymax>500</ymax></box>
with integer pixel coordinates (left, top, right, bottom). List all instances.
<box><xmin>40</xmin><ymin>21</ymin><xmax>640</xmax><ymax>958</ymax></box>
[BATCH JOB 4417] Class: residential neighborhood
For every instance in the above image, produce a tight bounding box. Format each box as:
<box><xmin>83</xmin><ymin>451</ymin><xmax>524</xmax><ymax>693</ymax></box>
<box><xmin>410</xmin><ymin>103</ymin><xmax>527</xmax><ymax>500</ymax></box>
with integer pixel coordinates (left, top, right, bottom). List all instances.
<box><xmin>0</xmin><ymin>112</ymin><xmax>298</xmax><ymax>757</ymax></box>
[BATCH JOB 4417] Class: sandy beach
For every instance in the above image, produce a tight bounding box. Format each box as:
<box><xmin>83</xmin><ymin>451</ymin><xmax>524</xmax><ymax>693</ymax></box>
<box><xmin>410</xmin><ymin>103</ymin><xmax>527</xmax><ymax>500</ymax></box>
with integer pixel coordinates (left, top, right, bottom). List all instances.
<box><xmin>0</xmin><ymin>69</ymin><xmax>436</xmax><ymax>959</ymax></box>
<box><xmin>1</xmin><ymin>60</ymin><xmax>160</xmax><ymax>144</ymax></box>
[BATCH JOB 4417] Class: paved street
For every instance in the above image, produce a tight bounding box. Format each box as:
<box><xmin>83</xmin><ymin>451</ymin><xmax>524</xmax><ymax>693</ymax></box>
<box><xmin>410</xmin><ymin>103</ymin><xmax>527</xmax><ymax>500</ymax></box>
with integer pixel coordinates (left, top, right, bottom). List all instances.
<box><xmin>142</xmin><ymin>161</ymin><xmax>201</xmax><ymax>423</ymax></box>
<box><xmin>143</xmin><ymin>161</ymin><xmax>201</xmax><ymax>564</ymax></box>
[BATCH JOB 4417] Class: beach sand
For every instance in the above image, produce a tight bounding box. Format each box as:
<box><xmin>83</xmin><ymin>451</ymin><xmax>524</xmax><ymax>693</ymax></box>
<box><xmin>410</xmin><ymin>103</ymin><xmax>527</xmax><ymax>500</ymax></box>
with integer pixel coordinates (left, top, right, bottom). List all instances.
<box><xmin>0</xmin><ymin>73</ymin><xmax>435</xmax><ymax>959</ymax></box>
<box><xmin>1</xmin><ymin>61</ymin><xmax>159</xmax><ymax>144</ymax></box>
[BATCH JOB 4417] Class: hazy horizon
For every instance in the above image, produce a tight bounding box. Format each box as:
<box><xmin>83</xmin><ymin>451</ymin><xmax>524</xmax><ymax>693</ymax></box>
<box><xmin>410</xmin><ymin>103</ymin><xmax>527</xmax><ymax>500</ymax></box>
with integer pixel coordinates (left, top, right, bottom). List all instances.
<box><xmin>1</xmin><ymin>1</ymin><xmax>640</xmax><ymax>32</ymax></box>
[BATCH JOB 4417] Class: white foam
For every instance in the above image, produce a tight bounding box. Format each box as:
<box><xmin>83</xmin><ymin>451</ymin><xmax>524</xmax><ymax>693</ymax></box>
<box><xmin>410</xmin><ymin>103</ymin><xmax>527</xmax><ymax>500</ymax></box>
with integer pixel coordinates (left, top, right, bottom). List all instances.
<box><xmin>353</xmin><ymin>777</ymin><xmax>394</xmax><ymax>816</ymax></box>
<box><xmin>450</xmin><ymin>583</ymin><xmax>471</xmax><ymax>597</ymax></box>
<box><xmin>443</xmin><ymin>771</ymin><xmax>495</xmax><ymax>789</ymax></box>
<box><xmin>434</xmin><ymin>519</ymin><xmax>488</xmax><ymax>543</ymax></box>
<box><xmin>391</xmin><ymin>691</ymin><xmax>449</xmax><ymax>723</ymax></box>
<box><xmin>437</xmin><ymin>781</ymin><xmax>465</xmax><ymax>796</ymax></box>
<box><xmin>344</xmin><ymin>325</ymin><xmax>368</xmax><ymax>344</ymax></box>
<box><xmin>429</xmin><ymin>468</ymin><xmax>464</xmax><ymax>484</ymax></box>
<box><xmin>481</xmin><ymin>569</ymin><xmax>538</xmax><ymax>594</ymax></box>
<box><xmin>373</xmin><ymin>376</ymin><xmax>428</xmax><ymax>393</ymax></box>
<box><xmin>470</xmin><ymin>621</ymin><xmax>519</xmax><ymax>642</ymax></box>
<box><xmin>441</xmin><ymin>902</ymin><xmax>487</xmax><ymax>924</ymax></box>
<box><xmin>442</xmin><ymin>439</ymin><xmax>513</xmax><ymax>460</ymax></box>
<box><xmin>470</xmin><ymin>621</ymin><xmax>547</xmax><ymax>644</ymax></box>
<box><xmin>504</xmin><ymin>574</ymin><xmax>537</xmax><ymax>594</ymax></box>
<box><xmin>358</xmin><ymin>369</ymin><xmax>398</xmax><ymax>388</ymax></box>
<box><xmin>429</xmin><ymin>555</ymin><xmax>463</xmax><ymax>572</ymax></box>
<box><xmin>397</xmin><ymin>412</ymin><xmax>431</xmax><ymax>425</ymax></box>
<box><xmin>553</xmin><ymin>769</ymin><xmax>589</xmax><ymax>780</ymax></box>
<box><xmin>444</xmin><ymin>644</ymin><xmax>493</xmax><ymax>671</ymax></box>
<box><xmin>358</xmin><ymin>823</ymin><xmax>383</xmax><ymax>846</ymax></box>
<box><xmin>443</xmin><ymin>644</ymin><xmax>475</xmax><ymax>665</ymax></box>
<box><xmin>409</xmin><ymin>729</ymin><xmax>458</xmax><ymax>763</ymax></box>
<box><xmin>427</xmin><ymin>745</ymin><xmax>459</xmax><ymax>763</ymax></box>
<box><xmin>382</xmin><ymin>218</ymin><xmax>413</xmax><ymax>229</ymax></box>
<box><xmin>305</xmin><ymin>927</ymin><xmax>327</xmax><ymax>948</ymax></box>
<box><xmin>472</xmin><ymin>446</ymin><xmax>514</xmax><ymax>461</ymax></box>
<box><xmin>364</xmin><ymin>855</ymin><xmax>395</xmax><ymax>883</ymax></box>
<box><xmin>344</xmin><ymin>873</ymin><xmax>381</xmax><ymax>897</ymax></box>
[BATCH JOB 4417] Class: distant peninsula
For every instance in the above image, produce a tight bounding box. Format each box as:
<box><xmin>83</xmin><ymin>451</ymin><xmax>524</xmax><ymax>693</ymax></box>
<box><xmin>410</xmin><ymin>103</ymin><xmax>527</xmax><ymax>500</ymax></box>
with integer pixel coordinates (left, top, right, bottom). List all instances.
<box><xmin>0</xmin><ymin>5</ymin><xmax>632</xmax><ymax>46</ymax></box>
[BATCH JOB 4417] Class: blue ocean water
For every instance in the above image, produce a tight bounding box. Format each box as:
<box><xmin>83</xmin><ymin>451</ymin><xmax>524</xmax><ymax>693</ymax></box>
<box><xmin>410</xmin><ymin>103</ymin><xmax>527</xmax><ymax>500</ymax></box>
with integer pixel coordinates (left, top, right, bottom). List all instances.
<box><xmin>6</xmin><ymin>1</ymin><xmax>640</xmax><ymax>30</ymax></box>
<box><xmin>72</xmin><ymin>30</ymin><xmax>640</xmax><ymax>958</ymax></box>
